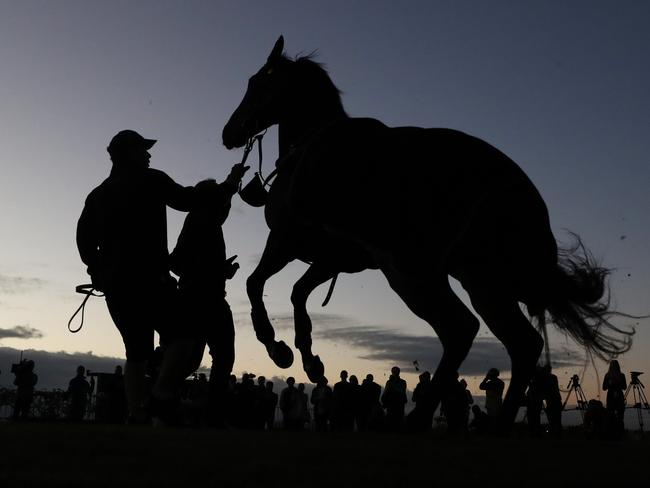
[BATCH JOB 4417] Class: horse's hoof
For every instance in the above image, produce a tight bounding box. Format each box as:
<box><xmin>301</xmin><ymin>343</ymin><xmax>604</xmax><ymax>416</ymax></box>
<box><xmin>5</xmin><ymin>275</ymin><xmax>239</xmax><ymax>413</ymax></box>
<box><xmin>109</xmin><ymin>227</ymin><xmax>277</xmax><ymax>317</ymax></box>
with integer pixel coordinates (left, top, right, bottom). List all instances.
<box><xmin>269</xmin><ymin>341</ymin><xmax>294</xmax><ymax>368</ymax></box>
<box><xmin>305</xmin><ymin>355</ymin><xmax>325</xmax><ymax>383</ymax></box>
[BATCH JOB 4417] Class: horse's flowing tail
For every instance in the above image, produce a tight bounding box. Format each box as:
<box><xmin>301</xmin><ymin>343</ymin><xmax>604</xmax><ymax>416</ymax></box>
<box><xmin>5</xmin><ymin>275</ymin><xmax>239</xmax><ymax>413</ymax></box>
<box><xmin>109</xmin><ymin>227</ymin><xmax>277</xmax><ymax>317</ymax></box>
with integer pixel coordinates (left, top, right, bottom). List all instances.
<box><xmin>544</xmin><ymin>234</ymin><xmax>635</xmax><ymax>360</ymax></box>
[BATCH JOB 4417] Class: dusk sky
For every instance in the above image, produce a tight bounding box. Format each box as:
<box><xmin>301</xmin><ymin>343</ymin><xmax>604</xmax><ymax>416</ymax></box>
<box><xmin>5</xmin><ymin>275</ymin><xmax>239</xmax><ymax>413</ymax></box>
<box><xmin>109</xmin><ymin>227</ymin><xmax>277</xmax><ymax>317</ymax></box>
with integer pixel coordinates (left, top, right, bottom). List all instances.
<box><xmin>0</xmin><ymin>1</ymin><xmax>648</xmax><ymax>401</ymax></box>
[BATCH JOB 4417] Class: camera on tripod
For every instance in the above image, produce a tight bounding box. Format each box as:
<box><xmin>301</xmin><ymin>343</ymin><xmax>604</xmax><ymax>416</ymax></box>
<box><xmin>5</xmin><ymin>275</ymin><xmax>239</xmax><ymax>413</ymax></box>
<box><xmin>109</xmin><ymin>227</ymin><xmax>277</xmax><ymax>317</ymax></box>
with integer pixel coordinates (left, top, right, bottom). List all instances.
<box><xmin>567</xmin><ymin>374</ymin><xmax>581</xmax><ymax>389</ymax></box>
<box><xmin>630</xmin><ymin>371</ymin><xmax>644</xmax><ymax>385</ymax></box>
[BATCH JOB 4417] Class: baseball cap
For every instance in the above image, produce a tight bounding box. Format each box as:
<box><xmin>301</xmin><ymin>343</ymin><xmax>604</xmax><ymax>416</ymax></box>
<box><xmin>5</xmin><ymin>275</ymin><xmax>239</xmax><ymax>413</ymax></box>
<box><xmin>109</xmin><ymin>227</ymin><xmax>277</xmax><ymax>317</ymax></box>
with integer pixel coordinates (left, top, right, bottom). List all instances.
<box><xmin>107</xmin><ymin>130</ymin><xmax>156</xmax><ymax>154</ymax></box>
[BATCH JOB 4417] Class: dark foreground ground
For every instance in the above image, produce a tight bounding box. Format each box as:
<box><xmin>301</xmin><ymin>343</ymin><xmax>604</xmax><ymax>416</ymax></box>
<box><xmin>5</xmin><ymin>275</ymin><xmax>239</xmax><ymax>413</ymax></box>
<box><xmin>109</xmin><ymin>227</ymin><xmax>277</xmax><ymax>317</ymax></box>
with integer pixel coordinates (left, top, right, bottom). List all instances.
<box><xmin>0</xmin><ymin>422</ymin><xmax>647</xmax><ymax>487</ymax></box>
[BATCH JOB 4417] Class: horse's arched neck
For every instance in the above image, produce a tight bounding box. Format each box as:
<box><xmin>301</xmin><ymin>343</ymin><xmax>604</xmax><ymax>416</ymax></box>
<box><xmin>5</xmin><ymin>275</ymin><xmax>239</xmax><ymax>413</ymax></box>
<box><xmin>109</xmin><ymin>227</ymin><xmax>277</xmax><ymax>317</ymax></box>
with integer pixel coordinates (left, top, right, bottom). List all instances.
<box><xmin>278</xmin><ymin>107</ymin><xmax>347</xmax><ymax>156</ymax></box>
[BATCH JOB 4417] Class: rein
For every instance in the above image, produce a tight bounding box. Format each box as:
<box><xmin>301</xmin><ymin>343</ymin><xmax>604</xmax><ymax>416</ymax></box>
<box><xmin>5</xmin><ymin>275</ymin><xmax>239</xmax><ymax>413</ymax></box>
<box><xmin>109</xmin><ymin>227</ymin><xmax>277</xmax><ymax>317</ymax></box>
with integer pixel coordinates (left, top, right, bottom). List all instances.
<box><xmin>238</xmin><ymin>130</ymin><xmax>278</xmax><ymax>192</ymax></box>
<box><xmin>67</xmin><ymin>284</ymin><xmax>104</xmax><ymax>333</ymax></box>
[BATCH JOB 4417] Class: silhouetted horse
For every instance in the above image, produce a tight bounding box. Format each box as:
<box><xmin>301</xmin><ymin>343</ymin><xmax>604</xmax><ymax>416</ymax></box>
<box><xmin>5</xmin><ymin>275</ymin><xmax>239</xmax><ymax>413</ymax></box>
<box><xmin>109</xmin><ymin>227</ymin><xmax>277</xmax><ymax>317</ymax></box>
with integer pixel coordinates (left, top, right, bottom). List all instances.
<box><xmin>222</xmin><ymin>36</ymin><xmax>633</xmax><ymax>428</ymax></box>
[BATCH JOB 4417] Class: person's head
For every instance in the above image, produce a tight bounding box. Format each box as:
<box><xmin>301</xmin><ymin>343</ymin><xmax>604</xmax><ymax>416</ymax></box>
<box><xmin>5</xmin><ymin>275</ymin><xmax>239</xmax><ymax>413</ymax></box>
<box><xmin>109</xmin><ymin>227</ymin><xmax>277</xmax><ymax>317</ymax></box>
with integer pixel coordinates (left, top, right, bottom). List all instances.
<box><xmin>608</xmin><ymin>360</ymin><xmax>621</xmax><ymax>375</ymax></box>
<box><xmin>198</xmin><ymin>373</ymin><xmax>207</xmax><ymax>382</ymax></box>
<box><xmin>317</xmin><ymin>376</ymin><xmax>328</xmax><ymax>387</ymax></box>
<box><xmin>266</xmin><ymin>381</ymin><xmax>274</xmax><ymax>391</ymax></box>
<box><xmin>350</xmin><ymin>375</ymin><xmax>358</xmax><ymax>386</ymax></box>
<box><xmin>229</xmin><ymin>374</ymin><xmax>237</xmax><ymax>384</ymax></box>
<box><xmin>391</xmin><ymin>366</ymin><xmax>400</xmax><ymax>377</ymax></box>
<box><xmin>472</xmin><ymin>405</ymin><xmax>482</xmax><ymax>415</ymax></box>
<box><xmin>286</xmin><ymin>377</ymin><xmax>295</xmax><ymax>387</ymax></box>
<box><xmin>459</xmin><ymin>379</ymin><xmax>468</xmax><ymax>389</ymax></box>
<box><xmin>366</xmin><ymin>373</ymin><xmax>374</xmax><ymax>382</ymax></box>
<box><xmin>193</xmin><ymin>178</ymin><xmax>231</xmax><ymax>220</ymax></box>
<box><xmin>340</xmin><ymin>370</ymin><xmax>348</xmax><ymax>381</ymax></box>
<box><xmin>258</xmin><ymin>376</ymin><xmax>266</xmax><ymax>386</ymax></box>
<box><xmin>76</xmin><ymin>365</ymin><xmax>86</xmax><ymax>376</ymax></box>
<box><xmin>487</xmin><ymin>368</ymin><xmax>500</xmax><ymax>378</ymax></box>
<box><xmin>298</xmin><ymin>383</ymin><xmax>305</xmax><ymax>392</ymax></box>
<box><xmin>25</xmin><ymin>360</ymin><xmax>35</xmax><ymax>372</ymax></box>
<box><xmin>107</xmin><ymin>130</ymin><xmax>156</xmax><ymax>170</ymax></box>
<box><xmin>419</xmin><ymin>371</ymin><xmax>431</xmax><ymax>383</ymax></box>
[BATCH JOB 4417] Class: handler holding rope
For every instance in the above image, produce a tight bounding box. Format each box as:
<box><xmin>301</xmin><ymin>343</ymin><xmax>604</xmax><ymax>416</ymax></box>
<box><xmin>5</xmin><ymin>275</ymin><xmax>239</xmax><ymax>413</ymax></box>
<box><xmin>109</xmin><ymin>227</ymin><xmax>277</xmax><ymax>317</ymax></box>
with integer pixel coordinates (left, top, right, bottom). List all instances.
<box><xmin>76</xmin><ymin>130</ymin><xmax>248</xmax><ymax>423</ymax></box>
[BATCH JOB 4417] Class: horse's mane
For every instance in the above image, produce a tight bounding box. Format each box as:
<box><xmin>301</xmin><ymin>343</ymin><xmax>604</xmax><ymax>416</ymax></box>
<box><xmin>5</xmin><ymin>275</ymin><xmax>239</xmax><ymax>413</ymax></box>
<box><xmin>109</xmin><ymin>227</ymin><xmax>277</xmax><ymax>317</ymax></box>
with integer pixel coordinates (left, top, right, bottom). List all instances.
<box><xmin>281</xmin><ymin>53</ymin><xmax>347</xmax><ymax>116</ymax></box>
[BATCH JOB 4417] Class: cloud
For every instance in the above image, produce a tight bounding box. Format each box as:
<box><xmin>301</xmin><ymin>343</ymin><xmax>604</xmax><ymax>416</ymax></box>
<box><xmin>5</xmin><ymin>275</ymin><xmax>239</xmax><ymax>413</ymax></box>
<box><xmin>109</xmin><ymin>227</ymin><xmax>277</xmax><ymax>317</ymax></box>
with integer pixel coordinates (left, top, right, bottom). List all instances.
<box><xmin>269</xmin><ymin>312</ymin><xmax>352</xmax><ymax>330</ymax></box>
<box><xmin>0</xmin><ymin>274</ymin><xmax>46</xmax><ymax>294</ymax></box>
<box><xmin>263</xmin><ymin>311</ymin><xmax>584</xmax><ymax>375</ymax></box>
<box><xmin>314</xmin><ymin>325</ymin><xmax>584</xmax><ymax>375</ymax></box>
<box><xmin>0</xmin><ymin>347</ymin><xmax>126</xmax><ymax>390</ymax></box>
<box><xmin>0</xmin><ymin>325</ymin><xmax>44</xmax><ymax>340</ymax></box>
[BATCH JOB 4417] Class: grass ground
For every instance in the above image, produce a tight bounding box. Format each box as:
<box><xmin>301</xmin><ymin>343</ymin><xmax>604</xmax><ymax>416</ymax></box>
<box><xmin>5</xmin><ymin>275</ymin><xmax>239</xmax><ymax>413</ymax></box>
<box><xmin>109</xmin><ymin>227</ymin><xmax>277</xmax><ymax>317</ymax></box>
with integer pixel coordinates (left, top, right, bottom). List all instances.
<box><xmin>0</xmin><ymin>421</ymin><xmax>647</xmax><ymax>487</ymax></box>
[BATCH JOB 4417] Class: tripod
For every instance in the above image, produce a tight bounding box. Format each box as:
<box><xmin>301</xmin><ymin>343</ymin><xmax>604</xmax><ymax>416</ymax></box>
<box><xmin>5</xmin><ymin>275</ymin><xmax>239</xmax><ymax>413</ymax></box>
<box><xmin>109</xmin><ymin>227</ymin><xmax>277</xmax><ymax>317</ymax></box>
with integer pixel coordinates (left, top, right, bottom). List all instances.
<box><xmin>563</xmin><ymin>374</ymin><xmax>589</xmax><ymax>420</ymax></box>
<box><xmin>624</xmin><ymin>372</ymin><xmax>650</xmax><ymax>432</ymax></box>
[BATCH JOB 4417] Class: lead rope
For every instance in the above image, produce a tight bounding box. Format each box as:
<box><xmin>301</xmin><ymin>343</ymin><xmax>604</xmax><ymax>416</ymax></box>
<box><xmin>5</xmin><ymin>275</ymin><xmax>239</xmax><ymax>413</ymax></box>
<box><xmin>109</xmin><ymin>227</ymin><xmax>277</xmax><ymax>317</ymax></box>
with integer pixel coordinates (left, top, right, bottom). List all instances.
<box><xmin>68</xmin><ymin>284</ymin><xmax>104</xmax><ymax>333</ymax></box>
<box><xmin>321</xmin><ymin>273</ymin><xmax>339</xmax><ymax>307</ymax></box>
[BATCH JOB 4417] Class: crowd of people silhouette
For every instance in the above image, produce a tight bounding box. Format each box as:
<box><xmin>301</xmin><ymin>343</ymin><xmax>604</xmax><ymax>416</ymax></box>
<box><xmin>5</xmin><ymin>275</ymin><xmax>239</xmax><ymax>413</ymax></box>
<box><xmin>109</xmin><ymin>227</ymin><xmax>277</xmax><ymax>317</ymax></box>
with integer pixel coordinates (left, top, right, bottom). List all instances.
<box><xmin>2</xmin><ymin>356</ymin><xmax>647</xmax><ymax>440</ymax></box>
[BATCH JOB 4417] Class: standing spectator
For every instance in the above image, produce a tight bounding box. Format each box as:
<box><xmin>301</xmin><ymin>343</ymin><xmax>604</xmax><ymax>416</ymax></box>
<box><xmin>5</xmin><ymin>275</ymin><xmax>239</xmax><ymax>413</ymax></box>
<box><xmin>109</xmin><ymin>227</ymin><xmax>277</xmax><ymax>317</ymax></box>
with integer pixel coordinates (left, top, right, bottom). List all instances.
<box><xmin>108</xmin><ymin>365</ymin><xmax>127</xmax><ymax>424</ymax></box>
<box><xmin>542</xmin><ymin>366</ymin><xmax>563</xmax><ymax>438</ymax></box>
<box><xmin>479</xmin><ymin>368</ymin><xmax>505</xmax><ymax>419</ymax></box>
<box><xmin>68</xmin><ymin>365</ymin><xmax>93</xmax><ymax>421</ymax></box>
<box><xmin>12</xmin><ymin>359</ymin><xmax>38</xmax><ymax>420</ymax></box>
<box><xmin>297</xmin><ymin>383</ymin><xmax>311</xmax><ymax>430</ymax></box>
<box><xmin>280</xmin><ymin>377</ymin><xmax>300</xmax><ymax>430</ymax></box>
<box><xmin>311</xmin><ymin>376</ymin><xmax>333</xmax><ymax>432</ymax></box>
<box><xmin>252</xmin><ymin>376</ymin><xmax>267</xmax><ymax>429</ymax></box>
<box><xmin>361</xmin><ymin>373</ymin><xmax>383</xmax><ymax>431</ymax></box>
<box><xmin>441</xmin><ymin>374</ymin><xmax>473</xmax><ymax>436</ymax></box>
<box><xmin>332</xmin><ymin>370</ymin><xmax>354</xmax><ymax>431</ymax></box>
<box><xmin>408</xmin><ymin>371</ymin><xmax>433</xmax><ymax>432</ymax></box>
<box><xmin>602</xmin><ymin>359</ymin><xmax>627</xmax><ymax>434</ymax></box>
<box><xmin>382</xmin><ymin>366</ymin><xmax>407</xmax><ymax>431</ymax></box>
<box><xmin>263</xmin><ymin>381</ymin><xmax>278</xmax><ymax>430</ymax></box>
<box><xmin>349</xmin><ymin>375</ymin><xmax>363</xmax><ymax>431</ymax></box>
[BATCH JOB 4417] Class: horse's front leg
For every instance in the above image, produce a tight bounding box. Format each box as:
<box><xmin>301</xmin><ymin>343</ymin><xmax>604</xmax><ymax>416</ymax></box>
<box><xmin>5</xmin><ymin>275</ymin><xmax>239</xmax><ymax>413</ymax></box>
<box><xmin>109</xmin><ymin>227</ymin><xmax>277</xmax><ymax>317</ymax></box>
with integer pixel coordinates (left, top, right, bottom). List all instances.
<box><xmin>290</xmin><ymin>264</ymin><xmax>337</xmax><ymax>383</ymax></box>
<box><xmin>247</xmin><ymin>231</ymin><xmax>294</xmax><ymax>368</ymax></box>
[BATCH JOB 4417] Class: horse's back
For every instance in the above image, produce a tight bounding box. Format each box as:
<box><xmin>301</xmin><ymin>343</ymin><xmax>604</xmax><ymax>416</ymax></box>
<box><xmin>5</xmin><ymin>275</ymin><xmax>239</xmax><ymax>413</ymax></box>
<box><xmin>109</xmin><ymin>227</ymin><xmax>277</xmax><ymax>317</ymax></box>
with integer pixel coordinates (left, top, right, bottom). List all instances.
<box><xmin>288</xmin><ymin>117</ymin><xmax>553</xmax><ymax>275</ymax></box>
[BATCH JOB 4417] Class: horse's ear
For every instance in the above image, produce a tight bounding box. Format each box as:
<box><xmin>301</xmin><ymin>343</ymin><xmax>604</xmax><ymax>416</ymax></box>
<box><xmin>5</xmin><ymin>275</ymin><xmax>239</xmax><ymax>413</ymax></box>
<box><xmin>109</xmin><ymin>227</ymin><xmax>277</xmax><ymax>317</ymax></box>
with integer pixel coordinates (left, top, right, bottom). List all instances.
<box><xmin>268</xmin><ymin>35</ymin><xmax>284</xmax><ymax>61</ymax></box>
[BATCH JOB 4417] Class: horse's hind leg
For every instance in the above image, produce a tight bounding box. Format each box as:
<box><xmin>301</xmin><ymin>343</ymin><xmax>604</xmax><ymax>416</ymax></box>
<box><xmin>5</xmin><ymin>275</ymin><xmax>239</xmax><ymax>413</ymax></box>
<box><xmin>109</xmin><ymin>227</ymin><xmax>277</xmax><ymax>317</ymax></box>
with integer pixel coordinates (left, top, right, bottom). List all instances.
<box><xmin>247</xmin><ymin>231</ymin><xmax>295</xmax><ymax>368</ymax></box>
<box><xmin>291</xmin><ymin>263</ymin><xmax>337</xmax><ymax>382</ymax></box>
<box><xmin>468</xmin><ymin>287</ymin><xmax>543</xmax><ymax>432</ymax></box>
<box><xmin>383</xmin><ymin>269</ymin><xmax>479</xmax><ymax>411</ymax></box>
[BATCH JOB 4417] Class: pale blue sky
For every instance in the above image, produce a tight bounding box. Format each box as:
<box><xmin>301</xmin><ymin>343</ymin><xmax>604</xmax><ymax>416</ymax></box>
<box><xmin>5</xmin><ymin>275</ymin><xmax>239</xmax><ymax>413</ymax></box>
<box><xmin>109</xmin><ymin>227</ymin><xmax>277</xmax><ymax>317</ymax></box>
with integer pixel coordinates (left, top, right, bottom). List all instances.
<box><xmin>0</xmin><ymin>1</ymin><xmax>648</xmax><ymax>397</ymax></box>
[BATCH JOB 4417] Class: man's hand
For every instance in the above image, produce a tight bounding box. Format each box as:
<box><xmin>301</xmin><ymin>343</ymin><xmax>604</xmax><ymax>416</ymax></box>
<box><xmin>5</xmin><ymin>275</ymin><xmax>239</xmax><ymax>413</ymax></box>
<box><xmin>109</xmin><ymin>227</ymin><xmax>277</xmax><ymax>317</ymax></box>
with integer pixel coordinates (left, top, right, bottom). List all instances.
<box><xmin>224</xmin><ymin>255</ymin><xmax>240</xmax><ymax>280</ymax></box>
<box><xmin>225</xmin><ymin>163</ymin><xmax>250</xmax><ymax>188</ymax></box>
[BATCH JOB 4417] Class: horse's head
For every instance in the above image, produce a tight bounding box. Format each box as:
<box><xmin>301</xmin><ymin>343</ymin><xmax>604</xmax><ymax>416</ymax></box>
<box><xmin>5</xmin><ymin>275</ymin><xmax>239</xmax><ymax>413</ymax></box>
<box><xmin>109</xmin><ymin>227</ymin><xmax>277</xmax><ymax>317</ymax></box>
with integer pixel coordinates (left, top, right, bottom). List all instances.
<box><xmin>223</xmin><ymin>36</ymin><xmax>291</xmax><ymax>149</ymax></box>
<box><xmin>223</xmin><ymin>36</ymin><xmax>345</xmax><ymax>150</ymax></box>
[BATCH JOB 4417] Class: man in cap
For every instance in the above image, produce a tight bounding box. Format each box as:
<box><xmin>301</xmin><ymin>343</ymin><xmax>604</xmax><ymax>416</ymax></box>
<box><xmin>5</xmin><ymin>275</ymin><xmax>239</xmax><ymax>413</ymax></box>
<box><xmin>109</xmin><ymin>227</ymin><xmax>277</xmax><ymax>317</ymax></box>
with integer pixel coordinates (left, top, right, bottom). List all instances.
<box><xmin>76</xmin><ymin>130</ymin><xmax>248</xmax><ymax>422</ymax></box>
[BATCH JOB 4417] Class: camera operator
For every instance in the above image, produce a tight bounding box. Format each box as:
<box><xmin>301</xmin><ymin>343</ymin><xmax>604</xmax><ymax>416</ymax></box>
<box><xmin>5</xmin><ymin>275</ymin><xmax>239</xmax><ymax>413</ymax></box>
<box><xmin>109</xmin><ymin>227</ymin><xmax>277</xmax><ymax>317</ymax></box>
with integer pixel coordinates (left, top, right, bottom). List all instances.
<box><xmin>12</xmin><ymin>359</ymin><xmax>38</xmax><ymax>419</ymax></box>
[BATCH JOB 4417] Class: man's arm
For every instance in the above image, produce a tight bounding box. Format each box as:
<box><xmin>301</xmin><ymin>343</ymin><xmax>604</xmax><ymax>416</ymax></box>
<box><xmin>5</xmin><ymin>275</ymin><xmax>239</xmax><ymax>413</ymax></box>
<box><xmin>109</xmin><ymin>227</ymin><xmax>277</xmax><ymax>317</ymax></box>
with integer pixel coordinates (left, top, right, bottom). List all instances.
<box><xmin>76</xmin><ymin>196</ymin><xmax>101</xmax><ymax>280</ymax></box>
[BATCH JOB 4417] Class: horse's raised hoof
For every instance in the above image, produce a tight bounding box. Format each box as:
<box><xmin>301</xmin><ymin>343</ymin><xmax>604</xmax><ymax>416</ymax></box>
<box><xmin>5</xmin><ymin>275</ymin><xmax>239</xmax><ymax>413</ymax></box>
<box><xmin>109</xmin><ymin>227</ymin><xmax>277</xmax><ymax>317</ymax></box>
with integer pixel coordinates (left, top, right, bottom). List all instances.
<box><xmin>304</xmin><ymin>355</ymin><xmax>325</xmax><ymax>383</ymax></box>
<box><xmin>267</xmin><ymin>340</ymin><xmax>294</xmax><ymax>368</ymax></box>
